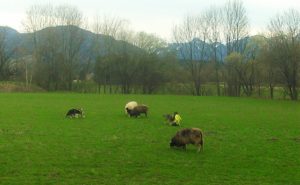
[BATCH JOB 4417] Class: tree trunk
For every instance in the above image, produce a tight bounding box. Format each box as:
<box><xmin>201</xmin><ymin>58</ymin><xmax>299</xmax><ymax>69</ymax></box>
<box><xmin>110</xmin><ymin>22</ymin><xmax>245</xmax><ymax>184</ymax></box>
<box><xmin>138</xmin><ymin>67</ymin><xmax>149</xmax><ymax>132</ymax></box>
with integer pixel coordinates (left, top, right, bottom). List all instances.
<box><xmin>98</xmin><ymin>84</ymin><xmax>101</xmax><ymax>94</ymax></box>
<box><xmin>269</xmin><ymin>84</ymin><xmax>274</xmax><ymax>99</ymax></box>
<box><xmin>215</xmin><ymin>67</ymin><xmax>220</xmax><ymax>96</ymax></box>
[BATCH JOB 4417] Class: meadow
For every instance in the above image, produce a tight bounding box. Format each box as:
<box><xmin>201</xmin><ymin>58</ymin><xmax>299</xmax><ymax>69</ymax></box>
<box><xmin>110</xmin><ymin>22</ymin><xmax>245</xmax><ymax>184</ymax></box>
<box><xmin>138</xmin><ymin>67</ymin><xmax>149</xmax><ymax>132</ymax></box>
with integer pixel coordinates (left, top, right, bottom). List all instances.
<box><xmin>0</xmin><ymin>93</ymin><xmax>299</xmax><ymax>185</ymax></box>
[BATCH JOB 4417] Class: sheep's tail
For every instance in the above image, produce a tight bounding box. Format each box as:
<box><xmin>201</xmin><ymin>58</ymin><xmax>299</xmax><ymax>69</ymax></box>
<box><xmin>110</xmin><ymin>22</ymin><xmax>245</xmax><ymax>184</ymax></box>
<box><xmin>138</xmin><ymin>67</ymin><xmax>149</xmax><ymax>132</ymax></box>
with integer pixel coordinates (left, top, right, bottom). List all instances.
<box><xmin>200</xmin><ymin>130</ymin><xmax>204</xmax><ymax>152</ymax></box>
<box><xmin>197</xmin><ymin>129</ymin><xmax>204</xmax><ymax>152</ymax></box>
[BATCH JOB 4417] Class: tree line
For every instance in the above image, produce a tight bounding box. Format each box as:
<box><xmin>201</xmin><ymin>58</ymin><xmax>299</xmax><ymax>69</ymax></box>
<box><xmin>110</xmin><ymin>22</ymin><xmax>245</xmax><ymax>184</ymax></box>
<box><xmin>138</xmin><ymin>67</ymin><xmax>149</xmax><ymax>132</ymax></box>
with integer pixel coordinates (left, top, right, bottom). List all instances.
<box><xmin>0</xmin><ymin>1</ymin><xmax>300</xmax><ymax>100</ymax></box>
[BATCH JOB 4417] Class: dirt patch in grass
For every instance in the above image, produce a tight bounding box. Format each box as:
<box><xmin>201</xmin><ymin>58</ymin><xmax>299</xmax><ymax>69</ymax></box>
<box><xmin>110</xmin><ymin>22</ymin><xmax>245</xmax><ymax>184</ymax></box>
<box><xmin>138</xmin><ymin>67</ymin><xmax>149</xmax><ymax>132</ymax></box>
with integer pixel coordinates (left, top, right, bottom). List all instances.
<box><xmin>267</xmin><ymin>137</ymin><xmax>279</xmax><ymax>142</ymax></box>
<box><xmin>291</xmin><ymin>137</ymin><xmax>300</xmax><ymax>142</ymax></box>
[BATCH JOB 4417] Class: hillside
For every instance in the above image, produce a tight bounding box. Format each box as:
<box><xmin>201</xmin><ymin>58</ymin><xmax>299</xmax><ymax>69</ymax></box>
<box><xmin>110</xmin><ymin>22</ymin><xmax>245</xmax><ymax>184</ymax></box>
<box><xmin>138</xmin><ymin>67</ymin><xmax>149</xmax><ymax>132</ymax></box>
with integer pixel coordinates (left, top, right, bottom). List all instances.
<box><xmin>0</xmin><ymin>26</ymin><xmax>140</xmax><ymax>62</ymax></box>
<box><xmin>1</xmin><ymin>26</ymin><xmax>264</xmax><ymax>63</ymax></box>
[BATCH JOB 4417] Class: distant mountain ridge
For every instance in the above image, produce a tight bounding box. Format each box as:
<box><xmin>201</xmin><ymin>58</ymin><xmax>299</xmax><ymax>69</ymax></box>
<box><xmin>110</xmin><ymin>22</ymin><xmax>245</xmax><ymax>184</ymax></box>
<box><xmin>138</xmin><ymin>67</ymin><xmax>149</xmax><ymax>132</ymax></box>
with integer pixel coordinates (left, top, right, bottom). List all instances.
<box><xmin>0</xmin><ymin>26</ymin><xmax>137</xmax><ymax>62</ymax></box>
<box><xmin>167</xmin><ymin>36</ymin><xmax>255</xmax><ymax>62</ymax></box>
<box><xmin>167</xmin><ymin>39</ymin><xmax>227</xmax><ymax>61</ymax></box>
<box><xmin>0</xmin><ymin>26</ymin><xmax>261</xmax><ymax>62</ymax></box>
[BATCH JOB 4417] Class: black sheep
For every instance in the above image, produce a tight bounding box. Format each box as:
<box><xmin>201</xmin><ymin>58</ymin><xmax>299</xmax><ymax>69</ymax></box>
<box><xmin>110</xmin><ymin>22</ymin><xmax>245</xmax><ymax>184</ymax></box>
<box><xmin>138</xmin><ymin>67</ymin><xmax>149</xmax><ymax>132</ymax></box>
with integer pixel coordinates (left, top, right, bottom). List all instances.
<box><xmin>66</xmin><ymin>108</ymin><xmax>85</xmax><ymax>118</ymax></box>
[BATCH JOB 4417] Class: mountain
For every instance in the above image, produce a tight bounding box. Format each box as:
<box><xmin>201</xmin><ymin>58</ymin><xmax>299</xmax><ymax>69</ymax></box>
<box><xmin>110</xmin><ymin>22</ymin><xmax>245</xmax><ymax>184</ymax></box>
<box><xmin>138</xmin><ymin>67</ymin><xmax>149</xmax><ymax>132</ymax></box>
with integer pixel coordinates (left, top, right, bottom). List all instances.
<box><xmin>167</xmin><ymin>38</ymin><xmax>227</xmax><ymax>61</ymax></box>
<box><xmin>0</xmin><ymin>26</ymin><xmax>265</xmax><ymax>63</ymax></box>
<box><xmin>0</xmin><ymin>26</ymin><xmax>139</xmax><ymax>62</ymax></box>
<box><xmin>166</xmin><ymin>37</ymin><xmax>256</xmax><ymax>62</ymax></box>
<box><xmin>0</xmin><ymin>27</ymin><xmax>22</xmax><ymax>54</ymax></box>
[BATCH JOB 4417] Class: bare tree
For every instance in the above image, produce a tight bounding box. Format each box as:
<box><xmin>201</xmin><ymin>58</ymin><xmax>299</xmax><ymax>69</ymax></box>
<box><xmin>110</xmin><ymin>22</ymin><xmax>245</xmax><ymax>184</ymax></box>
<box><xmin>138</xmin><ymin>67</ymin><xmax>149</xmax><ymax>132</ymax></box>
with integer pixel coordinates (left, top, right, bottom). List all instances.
<box><xmin>114</xmin><ymin>29</ymin><xmax>139</xmax><ymax>94</ymax></box>
<box><xmin>23</xmin><ymin>4</ymin><xmax>56</xmax><ymax>89</ymax></box>
<box><xmin>223</xmin><ymin>0</ymin><xmax>249</xmax><ymax>54</ymax></box>
<box><xmin>133</xmin><ymin>32</ymin><xmax>167</xmax><ymax>93</ymax></box>
<box><xmin>133</xmin><ymin>32</ymin><xmax>166</xmax><ymax>54</ymax></box>
<box><xmin>240</xmin><ymin>36</ymin><xmax>266</xmax><ymax>96</ymax></box>
<box><xmin>222</xmin><ymin>0</ymin><xmax>249</xmax><ymax>96</ymax></box>
<box><xmin>206</xmin><ymin>6</ymin><xmax>224</xmax><ymax>96</ymax></box>
<box><xmin>94</xmin><ymin>55</ymin><xmax>109</xmax><ymax>93</ymax></box>
<box><xmin>257</xmin><ymin>35</ymin><xmax>278</xmax><ymax>99</ymax></box>
<box><xmin>13</xmin><ymin>54</ymin><xmax>35</xmax><ymax>87</ymax></box>
<box><xmin>23</xmin><ymin>4</ymin><xmax>55</xmax><ymax>49</ymax></box>
<box><xmin>224</xmin><ymin>37</ymin><xmax>265</xmax><ymax>97</ymax></box>
<box><xmin>0</xmin><ymin>28</ymin><xmax>14</xmax><ymax>80</ymax></box>
<box><xmin>267</xmin><ymin>9</ymin><xmax>300</xmax><ymax>100</ymax></box>
<box><xmin>23</xmin><ymin>4</ymin><xmax>84</xmax><ymax>91</ymax></box>
<box><xmin>224</xmin><ymin>52</ymin><xmax>242</xmax><ymax>96</ymax></box>
<box><xmin>55</xmin><ymin>5</ymin><xmax>84</xmax><ymax>90</ymax></box>
<box><xmin>173</xmin><ymin>14</ymin><xmax>210</xmax><ymax>95</ymax></box>
<box><xmin>92</xmin><ymin>15</ymin><xmax>128</xmax><ymax>93</ymax></box>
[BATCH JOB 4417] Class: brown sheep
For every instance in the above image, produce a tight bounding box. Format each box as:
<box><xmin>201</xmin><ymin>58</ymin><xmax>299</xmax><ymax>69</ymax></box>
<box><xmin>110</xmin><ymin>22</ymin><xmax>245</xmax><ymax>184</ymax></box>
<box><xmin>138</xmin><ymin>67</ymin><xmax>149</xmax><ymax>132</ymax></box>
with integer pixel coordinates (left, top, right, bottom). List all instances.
<box><xmin>170</xmin><ymin>128</ymin><xmax>203</xmax><ymax>152</ymax></box>
<box><xmin>163</xmin><ymin>114</ymin><xmax>175</xmax><ymax>123</ymax></box>
<box><xmin>126</xmin><ymin>104</ymin><xmax>148</xmax><ymax>117</ymax></box>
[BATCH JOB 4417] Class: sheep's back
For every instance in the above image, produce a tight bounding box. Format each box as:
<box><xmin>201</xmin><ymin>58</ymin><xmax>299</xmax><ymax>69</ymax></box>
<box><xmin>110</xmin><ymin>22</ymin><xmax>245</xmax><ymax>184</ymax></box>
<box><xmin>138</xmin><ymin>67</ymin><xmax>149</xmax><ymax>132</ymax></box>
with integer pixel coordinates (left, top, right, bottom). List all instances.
<box><xmin>176</xmin><ymin>128</ymin><xmax>202</xmax><ymax>144</ymax></box>
<box><xmin>125</xmin><ymin>101</ymin><xmax>138</xmax><ymax>114</ymax></box>
<box><xmin>134</xmin><ymin>105</ymin><xmax>148</xmax><ymax>113</ymax></box>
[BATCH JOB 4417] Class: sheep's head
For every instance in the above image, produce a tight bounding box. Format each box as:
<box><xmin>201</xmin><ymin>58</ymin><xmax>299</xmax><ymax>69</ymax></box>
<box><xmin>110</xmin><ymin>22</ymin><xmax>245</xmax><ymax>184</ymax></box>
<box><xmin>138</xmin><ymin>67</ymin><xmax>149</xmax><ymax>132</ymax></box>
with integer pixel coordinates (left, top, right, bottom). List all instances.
<box><xmin>126</xmin><ymin>108</ymin><xmax>131</xmax><ymax>114</ymax></box>
<box><xmin>170</xmin><ymin>137</ymin><xmax>177</xmax><ymax>147</ymax></box>
<box><xmin>164</xmin><ymin>114</ymin><xmax>174</xmax><ymax>122</ymax></box>
<box><xmin>79</xmin><ymin>108</ymin><xmax>85</xmax><ymax>118</ymax></box>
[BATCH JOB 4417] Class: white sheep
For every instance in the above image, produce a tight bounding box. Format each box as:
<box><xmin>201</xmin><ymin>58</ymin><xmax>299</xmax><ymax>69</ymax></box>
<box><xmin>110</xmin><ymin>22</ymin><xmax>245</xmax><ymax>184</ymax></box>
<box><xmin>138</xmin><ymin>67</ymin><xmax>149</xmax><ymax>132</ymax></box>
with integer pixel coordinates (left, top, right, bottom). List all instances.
<box><xmin>124</xmin><ymin>101</ymin><xmax>138</xmax><ymax>115</ymax></box>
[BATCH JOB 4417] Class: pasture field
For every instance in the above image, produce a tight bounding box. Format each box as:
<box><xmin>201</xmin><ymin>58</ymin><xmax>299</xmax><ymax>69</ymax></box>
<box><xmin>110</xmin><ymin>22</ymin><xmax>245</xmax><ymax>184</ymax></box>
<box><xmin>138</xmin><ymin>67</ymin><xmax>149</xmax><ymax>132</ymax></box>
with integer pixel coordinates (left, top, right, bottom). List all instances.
<box><xmin>0</xmin><ymin>93</ymin><xmax>299</xmax><ymax>185</ymax></box>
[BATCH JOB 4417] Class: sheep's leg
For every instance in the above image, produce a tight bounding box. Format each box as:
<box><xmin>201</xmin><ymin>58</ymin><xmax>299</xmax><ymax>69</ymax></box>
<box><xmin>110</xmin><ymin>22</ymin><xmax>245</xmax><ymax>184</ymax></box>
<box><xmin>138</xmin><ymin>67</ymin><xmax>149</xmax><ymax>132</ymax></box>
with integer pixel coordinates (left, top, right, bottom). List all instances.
<box><xmin>200</xmin><ymin>140</ymin><xmax>203</xmax><ymax>152</ymax></box>
<box><xmin>197</xmin><ymin>143</ymin><xmax>203</xmax><ymax>153</ymax></box>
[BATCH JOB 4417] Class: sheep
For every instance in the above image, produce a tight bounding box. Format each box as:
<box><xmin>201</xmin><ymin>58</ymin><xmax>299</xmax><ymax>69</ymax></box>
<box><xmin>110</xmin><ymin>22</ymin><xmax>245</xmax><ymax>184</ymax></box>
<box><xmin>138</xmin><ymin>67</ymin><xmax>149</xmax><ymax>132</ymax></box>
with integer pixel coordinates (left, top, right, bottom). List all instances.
<box><xmin>124</xmin><ymin>101</ymin><xmax>138</xmax><ymax>115</ymax></box>
<box><xmin>126</xmin><ymin>104</ymin><xmax>148</xmax><ymax>118</ymax></box>
<box><xmin>170</xmin><ymin>128</ymin><xmax>203</xmax><ymax>152</ymax></box>
<box><xmin>66</xmin><ymin>108</ymin><xmax>85</xmax><ymax>118</ymax></box>
<box><xmin>163</xmin><ymin>114</ymin><xmax>175</xmax><ymax>123</ymax></box>
<box><xmin>126</xmin><ymin>108</ymin><xmax>140</xmax><ymax>117</ymax></box>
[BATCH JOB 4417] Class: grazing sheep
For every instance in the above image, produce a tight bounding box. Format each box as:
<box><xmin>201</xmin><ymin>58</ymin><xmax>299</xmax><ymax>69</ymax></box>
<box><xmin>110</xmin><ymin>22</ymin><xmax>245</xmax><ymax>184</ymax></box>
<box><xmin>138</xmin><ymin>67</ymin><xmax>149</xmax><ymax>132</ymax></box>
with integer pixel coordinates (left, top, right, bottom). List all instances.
<box><xmin>126</xmin><ymin>108</ymin><xmax>140</xmax><ymax>117</ymax></box>
<box><xmin>163</xmin><ymin>114</ymin><xmax>174</xmax><ymax>123</ymax></box>
<box><xmin>124</xmin><ymin>101</ymin><xmax>138</xmax><ymax>115</ymax></box>
<box><xmin>126</xmin><ymin>104</ymin><xmax>148</xmax><ymax>117</ymax></box>
<box><xmin>66</xmin><ymin>108</ymin><xmax>85</xmax><ymax>118</ymax></box>
<box><xmin>170</xmin><ymin>128</ymin><xmax>203</xmax><ymax>152</ymax></box>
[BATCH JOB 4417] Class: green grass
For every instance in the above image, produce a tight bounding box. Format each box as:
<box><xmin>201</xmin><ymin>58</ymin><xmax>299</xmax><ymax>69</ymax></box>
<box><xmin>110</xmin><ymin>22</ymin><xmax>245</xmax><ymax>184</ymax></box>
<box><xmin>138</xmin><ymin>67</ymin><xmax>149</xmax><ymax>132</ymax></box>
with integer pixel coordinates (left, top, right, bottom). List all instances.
<box><xmin>0</xmin><ymin>93</ymin><xmax>299</xmax><ymax>185</ymax></box>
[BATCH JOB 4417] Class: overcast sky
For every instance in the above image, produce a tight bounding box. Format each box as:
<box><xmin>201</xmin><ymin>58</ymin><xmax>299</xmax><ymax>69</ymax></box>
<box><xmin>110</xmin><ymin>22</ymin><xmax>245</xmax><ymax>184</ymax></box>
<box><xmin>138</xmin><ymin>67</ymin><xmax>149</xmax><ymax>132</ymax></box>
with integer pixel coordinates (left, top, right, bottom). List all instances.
<box><xmin>1</xmin><ymin>0</ymin><xmax>300</xmax><ymax>41</ymax></box>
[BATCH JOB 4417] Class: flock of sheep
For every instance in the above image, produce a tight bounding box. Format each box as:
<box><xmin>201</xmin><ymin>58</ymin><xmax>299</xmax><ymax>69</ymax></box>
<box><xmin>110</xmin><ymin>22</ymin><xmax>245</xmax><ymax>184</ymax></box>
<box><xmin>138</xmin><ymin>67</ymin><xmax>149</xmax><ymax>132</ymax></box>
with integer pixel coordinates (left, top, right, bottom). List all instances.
<box><xmin>65</xmin><ymin>101</ymin><xmax>204</xmax><ymax>153</ymax></box>
<box><xmin>124</xmin><ymin>101</ymin><xmax>204</xmax><ymax>153</ymax></box>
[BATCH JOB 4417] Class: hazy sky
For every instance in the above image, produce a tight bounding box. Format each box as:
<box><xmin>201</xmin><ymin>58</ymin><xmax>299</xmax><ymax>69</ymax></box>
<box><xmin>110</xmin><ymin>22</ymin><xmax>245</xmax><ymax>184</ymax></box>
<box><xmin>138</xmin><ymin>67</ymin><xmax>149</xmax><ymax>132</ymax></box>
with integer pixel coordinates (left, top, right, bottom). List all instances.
<box><xmin>1</xmin><ymin>0</ymin><xmax>300</xmax><ymax>41</ymax></box>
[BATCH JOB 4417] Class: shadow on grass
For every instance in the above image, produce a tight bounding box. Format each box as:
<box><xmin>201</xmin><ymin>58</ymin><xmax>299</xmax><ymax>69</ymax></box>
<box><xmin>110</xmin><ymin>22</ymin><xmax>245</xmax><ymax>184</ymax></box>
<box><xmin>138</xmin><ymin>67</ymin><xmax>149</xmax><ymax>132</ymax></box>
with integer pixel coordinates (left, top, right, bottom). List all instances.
<box><xmin>169</xmin><ymin>146</ymin><xmax>203</xmax><ymax>154</ymax></box>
